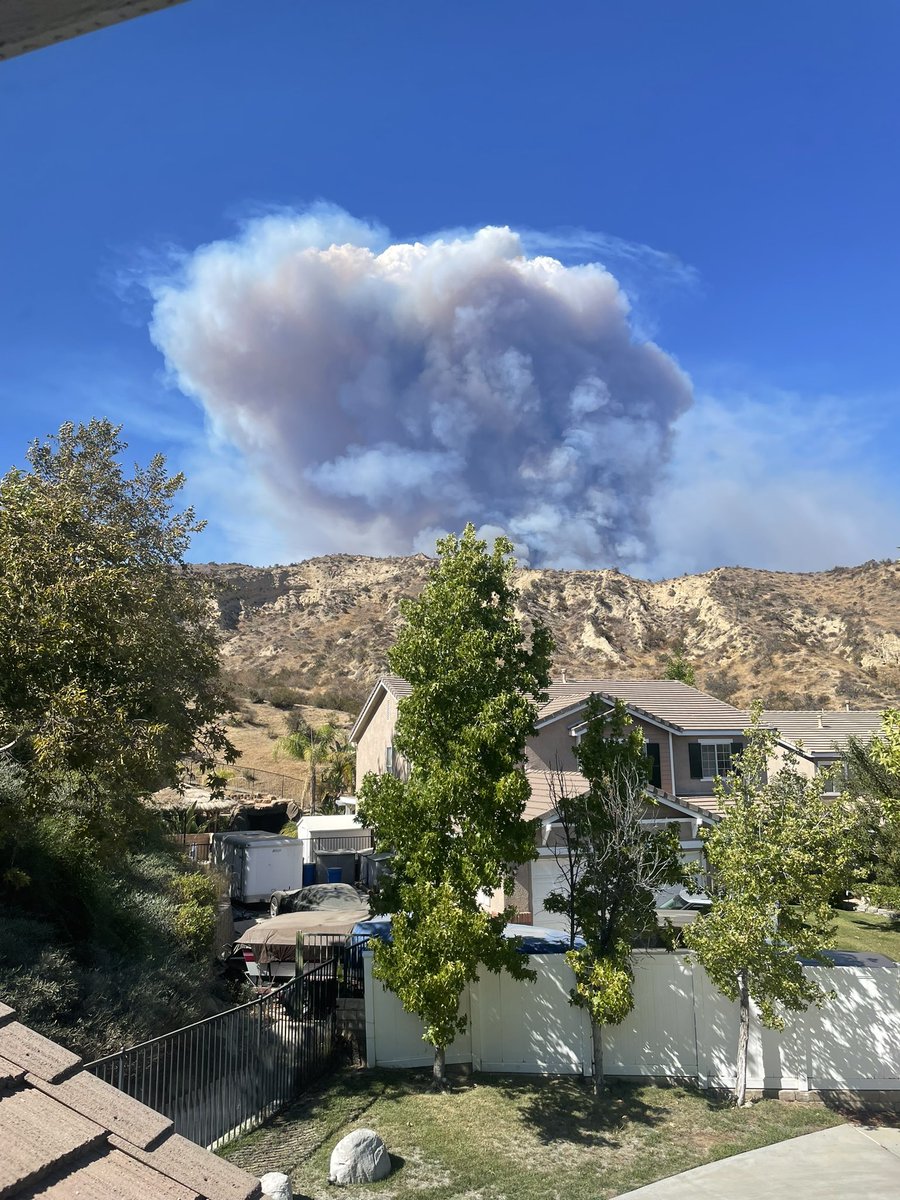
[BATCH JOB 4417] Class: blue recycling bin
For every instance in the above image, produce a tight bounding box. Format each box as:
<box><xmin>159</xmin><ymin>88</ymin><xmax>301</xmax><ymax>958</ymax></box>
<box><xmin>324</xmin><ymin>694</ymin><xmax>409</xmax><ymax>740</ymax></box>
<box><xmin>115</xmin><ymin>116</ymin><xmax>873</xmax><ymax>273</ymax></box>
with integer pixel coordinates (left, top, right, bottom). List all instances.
<box><xmin>326</xmin><ymin>866</ymin><xmax>343</xmax><ymax>884</ymax></box>
<box><xmin>302</xmin><ymin>862</ymin><xmax>317</xmax><ymax>887</ymax></box>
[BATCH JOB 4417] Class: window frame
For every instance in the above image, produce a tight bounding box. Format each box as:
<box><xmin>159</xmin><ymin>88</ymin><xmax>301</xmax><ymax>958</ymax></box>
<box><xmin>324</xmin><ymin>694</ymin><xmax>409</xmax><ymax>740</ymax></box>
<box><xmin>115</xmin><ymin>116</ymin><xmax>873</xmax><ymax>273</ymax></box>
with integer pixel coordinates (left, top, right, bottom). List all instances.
<box><xmin>698</xmin><ymin>739</ymin><xmax>733</xmax><ymax>780</ymax></box>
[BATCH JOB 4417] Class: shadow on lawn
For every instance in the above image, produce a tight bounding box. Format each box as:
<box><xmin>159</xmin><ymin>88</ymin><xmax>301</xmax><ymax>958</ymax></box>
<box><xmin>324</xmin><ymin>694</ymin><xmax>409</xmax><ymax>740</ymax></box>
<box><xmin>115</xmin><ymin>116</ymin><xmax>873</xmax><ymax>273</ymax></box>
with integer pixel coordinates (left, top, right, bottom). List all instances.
<box><xmin>493</xmin><ymin>1076</ymin><xmax>674</xmax><ymax>1149</ymax></box>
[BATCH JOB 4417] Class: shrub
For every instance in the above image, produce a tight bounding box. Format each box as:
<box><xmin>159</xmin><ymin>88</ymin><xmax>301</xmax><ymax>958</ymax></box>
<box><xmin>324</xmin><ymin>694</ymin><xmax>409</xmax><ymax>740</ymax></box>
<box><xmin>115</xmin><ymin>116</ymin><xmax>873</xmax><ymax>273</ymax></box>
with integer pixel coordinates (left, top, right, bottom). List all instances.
<box><xmin>859</xmin><ymin>884</ymin><xmax>900</xmax><ymax>912</ymax></box>
<box><xmin>170</xmin><ymin>871</ymin><xmax>220</xmax><ymax>960</ymax></box>
<box><xmin>268</xmin><ymin>686</ymin><xmax>304</xmax><ymax>709</ymax></box>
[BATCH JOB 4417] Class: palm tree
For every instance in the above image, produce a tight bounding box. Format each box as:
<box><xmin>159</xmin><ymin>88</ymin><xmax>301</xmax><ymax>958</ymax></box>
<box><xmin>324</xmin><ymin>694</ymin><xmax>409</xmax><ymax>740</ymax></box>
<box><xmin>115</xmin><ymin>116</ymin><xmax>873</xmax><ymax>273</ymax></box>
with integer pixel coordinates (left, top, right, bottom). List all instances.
<box><xmin>274</xmin><ymin>722</ymin><xmax>354</xmax><ymax>812</ymax></box>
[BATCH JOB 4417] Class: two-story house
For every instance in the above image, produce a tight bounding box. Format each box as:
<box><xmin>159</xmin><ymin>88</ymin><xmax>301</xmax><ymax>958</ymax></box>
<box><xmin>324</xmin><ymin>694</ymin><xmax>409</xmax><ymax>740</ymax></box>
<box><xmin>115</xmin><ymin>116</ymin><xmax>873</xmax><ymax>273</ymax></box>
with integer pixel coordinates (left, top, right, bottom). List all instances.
<box><xmin>350</xmin><ymin>674</ymin><xmax>751</xmax><ymax>927</ymax></box>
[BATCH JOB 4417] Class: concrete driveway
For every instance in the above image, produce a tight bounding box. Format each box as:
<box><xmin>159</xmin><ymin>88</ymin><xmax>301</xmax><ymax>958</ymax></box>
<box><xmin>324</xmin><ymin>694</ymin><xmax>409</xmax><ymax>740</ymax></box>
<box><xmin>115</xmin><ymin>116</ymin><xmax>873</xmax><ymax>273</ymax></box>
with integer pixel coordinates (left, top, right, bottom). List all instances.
<box><xmin>616</xmin><ymin>1124</ymin><xmax>900</xmax><ymax>1200</ymax></box>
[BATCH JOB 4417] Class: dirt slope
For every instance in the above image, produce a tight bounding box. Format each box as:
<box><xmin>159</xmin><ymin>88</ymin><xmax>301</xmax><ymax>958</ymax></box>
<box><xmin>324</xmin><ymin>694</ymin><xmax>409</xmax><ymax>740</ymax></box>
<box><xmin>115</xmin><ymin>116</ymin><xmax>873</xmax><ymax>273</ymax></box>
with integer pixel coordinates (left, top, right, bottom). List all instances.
<box><xmin>195</xmin><ymin>556</ymin><xmax>900</xmax><ymax>711</ymax></box>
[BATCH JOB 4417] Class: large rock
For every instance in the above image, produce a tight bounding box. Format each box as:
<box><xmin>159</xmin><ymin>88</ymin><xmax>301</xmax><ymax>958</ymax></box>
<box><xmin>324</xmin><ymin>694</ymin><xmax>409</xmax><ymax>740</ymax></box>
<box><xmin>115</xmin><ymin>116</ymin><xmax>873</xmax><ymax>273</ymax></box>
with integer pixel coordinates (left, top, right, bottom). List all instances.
<box><xmin>260</xmin><ymin>1172</ymin><xmax>293</xmax><ymax>1200</ymax></box>
<box><xmin>328</xmin><ymin>1128</ymin><xmax>391</xmax><ymax>1185</ymax></box>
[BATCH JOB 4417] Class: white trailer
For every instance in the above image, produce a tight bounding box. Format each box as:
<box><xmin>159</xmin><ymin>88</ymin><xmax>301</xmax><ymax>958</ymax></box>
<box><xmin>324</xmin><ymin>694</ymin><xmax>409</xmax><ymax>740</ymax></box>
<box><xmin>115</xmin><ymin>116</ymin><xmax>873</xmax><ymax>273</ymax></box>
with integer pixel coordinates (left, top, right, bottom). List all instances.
<box><xmin>210</xmin><ymin>831</ymin><xmax>304</xmax><ymax>903</ymax></box>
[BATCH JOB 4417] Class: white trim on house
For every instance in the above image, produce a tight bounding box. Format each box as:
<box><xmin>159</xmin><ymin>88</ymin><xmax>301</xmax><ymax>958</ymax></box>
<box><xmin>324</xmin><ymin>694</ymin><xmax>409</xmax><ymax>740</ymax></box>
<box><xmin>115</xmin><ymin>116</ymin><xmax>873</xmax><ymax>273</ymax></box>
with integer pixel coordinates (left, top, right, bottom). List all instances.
<box><xmin>349</xmin><ymin>679</ymin><xmax>388</xmax><ymax>745</ymax></box>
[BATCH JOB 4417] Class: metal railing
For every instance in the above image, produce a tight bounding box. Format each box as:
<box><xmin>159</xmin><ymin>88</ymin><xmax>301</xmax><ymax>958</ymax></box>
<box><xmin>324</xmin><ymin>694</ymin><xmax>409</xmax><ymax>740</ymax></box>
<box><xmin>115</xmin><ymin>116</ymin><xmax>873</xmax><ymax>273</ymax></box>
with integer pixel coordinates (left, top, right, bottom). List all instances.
<box><xmin>86</xmin><ymin>958</ymin><xmax>339</xmax><ymax>1149</ymax></box>
<box><xmin>311</xmin><ymin>833</ymin><xmax>374</xmax><ymax>854</ymax></box>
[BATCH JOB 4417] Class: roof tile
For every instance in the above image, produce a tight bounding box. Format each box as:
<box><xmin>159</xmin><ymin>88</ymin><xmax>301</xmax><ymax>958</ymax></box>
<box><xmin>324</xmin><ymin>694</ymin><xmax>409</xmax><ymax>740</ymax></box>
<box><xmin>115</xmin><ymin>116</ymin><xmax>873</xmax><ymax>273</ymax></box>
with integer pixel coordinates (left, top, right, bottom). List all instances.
<box><xmin>27</xmin><ymin>1070</ymin><xmax>173</xmax><ymax>1151</ymax></box>
<box><xmin>21</xmin><ymin>1149</ymin><xmax>200</xmax><ymax>1200</ymax></box>
<box><xmin>0</xmin><ymin>1087</ymin><xmax>106</xmax><ymax>1195</ymax></box>
<box><xmin>110</xmin><ymin>1133</ymin><xmax>262</xmax><ymax>1200</ymax></box>
<box><xmin>538</xmin><ymin>679</ymin><xmax>749</xmax><ymax>731</ymax></box>
<box><xmin>764</xmin><ymin>710</ymin><xmax>884</xmax><ymax>753</ymax></box>
<box><xmin>0</xmin><ymin>1024</ymin><xmax>80</xmax><ymax>1084</ymax></box>
<box><xmin>0</xmin><ymin>1056</ymin><xmax>26</xmax><ymax>1090</ymax></box>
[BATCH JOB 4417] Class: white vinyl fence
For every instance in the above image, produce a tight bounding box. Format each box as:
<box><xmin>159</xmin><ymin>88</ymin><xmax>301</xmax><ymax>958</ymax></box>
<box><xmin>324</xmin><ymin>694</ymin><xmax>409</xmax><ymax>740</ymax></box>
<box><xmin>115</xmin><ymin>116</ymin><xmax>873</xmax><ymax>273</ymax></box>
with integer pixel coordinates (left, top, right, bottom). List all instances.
<box><xmin>363</xmin><ymin>950</ymin><xmax>900</xmax><ymax>1092</ymax></box>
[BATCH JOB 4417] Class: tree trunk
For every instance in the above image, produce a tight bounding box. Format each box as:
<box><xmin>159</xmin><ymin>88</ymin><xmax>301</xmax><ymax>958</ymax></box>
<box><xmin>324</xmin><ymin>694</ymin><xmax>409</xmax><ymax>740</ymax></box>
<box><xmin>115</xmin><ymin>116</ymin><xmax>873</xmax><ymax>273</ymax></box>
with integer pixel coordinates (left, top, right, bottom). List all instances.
<box><xmin>591</xmin><ymin>1021</ymin><xmax>604</xmax><ymax>1096</ymax></box>
<box><xmin>735</xmin><ymin>967</ymin><xmax>751</xmax><ymax>1107</ymax></box>
<box><xmin>310</xmin><ymin>767</ymin><xmax>317</xmax><ymax>814</ymax></box>
<box><xmin>432</xmin><ymin>1045</ymin><xmax>446</xmax><ymax>1090</ymax></box>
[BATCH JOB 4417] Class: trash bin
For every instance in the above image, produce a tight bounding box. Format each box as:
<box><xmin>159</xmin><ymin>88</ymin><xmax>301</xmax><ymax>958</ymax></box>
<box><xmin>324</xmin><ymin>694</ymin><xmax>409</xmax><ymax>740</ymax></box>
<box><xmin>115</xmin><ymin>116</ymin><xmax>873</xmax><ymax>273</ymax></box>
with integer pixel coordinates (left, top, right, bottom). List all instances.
<box><xmin>302</xmin><ymin>862</ymin><xmax>317</xmax><ymax>887</ymax></box>
<box><xmin>327</xmin><ymin>866</ymin><xmax>343</xmax><ymax>884</ymax></box>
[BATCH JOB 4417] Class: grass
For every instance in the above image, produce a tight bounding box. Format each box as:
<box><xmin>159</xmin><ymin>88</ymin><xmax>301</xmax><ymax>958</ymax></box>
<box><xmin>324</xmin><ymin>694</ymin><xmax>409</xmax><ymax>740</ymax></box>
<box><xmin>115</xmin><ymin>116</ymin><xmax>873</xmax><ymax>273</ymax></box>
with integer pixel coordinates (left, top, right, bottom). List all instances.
<box><xmin>221</xmin><ymin>1068</ymin><xmax>844</xmax><ymax>1200</ymax></box>
<box><xmin>830</xmin><ymin>906</ymin><xmax>900</xmax><ymax>960</ymax></box>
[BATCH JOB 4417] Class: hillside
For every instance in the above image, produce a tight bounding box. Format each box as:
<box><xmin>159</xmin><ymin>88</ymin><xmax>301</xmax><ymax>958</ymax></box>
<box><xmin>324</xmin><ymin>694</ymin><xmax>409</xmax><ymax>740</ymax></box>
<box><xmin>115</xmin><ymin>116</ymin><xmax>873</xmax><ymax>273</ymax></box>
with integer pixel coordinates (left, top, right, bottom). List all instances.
<box><xmin>196</xmin><ymin>556</ymin><xmax>900</xmax><ymax>714</ymax></box>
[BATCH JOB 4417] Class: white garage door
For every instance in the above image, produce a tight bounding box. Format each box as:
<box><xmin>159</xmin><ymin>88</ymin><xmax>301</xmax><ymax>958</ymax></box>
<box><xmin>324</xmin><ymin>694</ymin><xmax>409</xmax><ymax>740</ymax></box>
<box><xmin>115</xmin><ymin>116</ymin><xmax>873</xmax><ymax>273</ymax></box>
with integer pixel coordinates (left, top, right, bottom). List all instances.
<box><xmin>530</xmin><ymin>857</ymin><xmax>571</xmax><ymax>932</ymax></box>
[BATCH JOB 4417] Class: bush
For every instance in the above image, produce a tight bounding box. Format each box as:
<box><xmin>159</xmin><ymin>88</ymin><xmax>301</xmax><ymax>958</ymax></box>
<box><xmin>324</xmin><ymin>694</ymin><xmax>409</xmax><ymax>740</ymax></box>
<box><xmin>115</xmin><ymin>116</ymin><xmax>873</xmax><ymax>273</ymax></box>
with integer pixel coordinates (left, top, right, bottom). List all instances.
<box><xmin>170</xmin><ymin>871</ymin><xmax>220</xmax><ymax>959</ymax></box>
<box><xmin>859</xmin><ymin>884</ymin><xmax>900</xmax><ymax>912</ymax></box>
<box><xmin>268</xmin><ymin>686</ymin><xmax>304</xmax><ymax>709</ymax></box>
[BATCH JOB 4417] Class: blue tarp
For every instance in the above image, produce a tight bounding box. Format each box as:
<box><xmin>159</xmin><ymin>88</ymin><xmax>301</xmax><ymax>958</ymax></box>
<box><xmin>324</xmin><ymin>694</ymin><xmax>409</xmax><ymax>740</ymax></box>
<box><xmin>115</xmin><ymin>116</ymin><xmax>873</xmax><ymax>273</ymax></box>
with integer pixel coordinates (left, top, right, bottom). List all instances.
<box><xmin>350</xmin><ymin>915</ymin><xmax>585</xmax><ymax>954</ymax></box>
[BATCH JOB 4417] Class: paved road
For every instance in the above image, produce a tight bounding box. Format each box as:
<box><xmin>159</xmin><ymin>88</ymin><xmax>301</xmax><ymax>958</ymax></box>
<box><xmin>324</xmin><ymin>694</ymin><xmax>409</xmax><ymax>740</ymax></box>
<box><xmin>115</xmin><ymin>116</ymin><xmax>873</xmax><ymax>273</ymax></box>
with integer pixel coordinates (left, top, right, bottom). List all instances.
<box><xmin>616</xmin><ymin>1124</ymin><xmax>900</xmax><ymax>1200</ymax></box>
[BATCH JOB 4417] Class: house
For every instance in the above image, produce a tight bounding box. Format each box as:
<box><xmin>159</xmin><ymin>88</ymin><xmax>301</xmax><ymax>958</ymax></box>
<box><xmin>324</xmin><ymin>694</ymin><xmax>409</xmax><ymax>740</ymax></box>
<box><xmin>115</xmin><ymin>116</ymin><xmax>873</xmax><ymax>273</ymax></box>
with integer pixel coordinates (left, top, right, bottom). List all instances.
<box><xmin>351</xmin><ymin>677</ymin><xmax>890</xmax><ymax>930</ymax></box>
<box><xmin>0</xmin><ymin>1000</ymin><xmax>261</xmax><ymax>1199</ymax></box>
<box><xmin>764</xmin><ymin>709</ymin><xmax>885</xmax><ymax>795</ymax></box>
<box><xmin>350</xmin><ymin>675</ymin><xmax>751</xmax><ymax>928</ymax></box>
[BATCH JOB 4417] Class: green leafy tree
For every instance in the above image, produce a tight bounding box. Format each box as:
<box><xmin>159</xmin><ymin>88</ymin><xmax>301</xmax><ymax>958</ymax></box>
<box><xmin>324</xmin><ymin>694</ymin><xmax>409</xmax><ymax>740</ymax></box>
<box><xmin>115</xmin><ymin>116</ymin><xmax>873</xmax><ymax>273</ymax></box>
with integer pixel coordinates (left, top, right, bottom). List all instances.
<box><xmin>544</xmin><ymin>697</ymin><xmax>686</xmax><ymax>1093</ymax></box>
<box><xmin>357</xmin><ymin>524</ymin><xmax>553</xmax><ymax>1085</ymax></box>
<box><xmin>684</xmin><ymin>704</ymin><xmax>861</xmax><ymax>1106</ymax></box>
<box><xmin>844</xmin><ymin>709</ymin><xmax>900</xmax><ymax>888</ymax></box>
<box><xmin>663</xmin><ymin>649</ymin><xmax>696</xmax><ymax>687</ymax></box>
<box><xmin>0</xmin><ymin>420</ymin><xmax>234</xmax><ymax>867</ymax></box>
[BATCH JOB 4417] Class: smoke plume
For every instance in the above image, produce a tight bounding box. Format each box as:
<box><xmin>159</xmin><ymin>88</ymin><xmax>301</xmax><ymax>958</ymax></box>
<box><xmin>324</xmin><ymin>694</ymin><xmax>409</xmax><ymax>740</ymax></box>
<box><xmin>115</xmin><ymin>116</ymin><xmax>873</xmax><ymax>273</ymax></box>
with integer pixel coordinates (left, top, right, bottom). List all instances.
<box><xmin>150</xmin><ymin>209</ymin><xmax>692</xmax><ymax>567</ymax></box>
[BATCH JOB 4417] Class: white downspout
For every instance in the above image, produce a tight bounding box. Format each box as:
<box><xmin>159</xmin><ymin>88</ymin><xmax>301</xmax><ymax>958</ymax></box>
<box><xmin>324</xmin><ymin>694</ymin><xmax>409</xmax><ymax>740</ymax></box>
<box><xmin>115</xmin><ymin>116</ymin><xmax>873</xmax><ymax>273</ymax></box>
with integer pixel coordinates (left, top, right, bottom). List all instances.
<box><xmin>668</xmin><ymin>730</ymin><xmax>676</xmax><ymax>795</ymax></box>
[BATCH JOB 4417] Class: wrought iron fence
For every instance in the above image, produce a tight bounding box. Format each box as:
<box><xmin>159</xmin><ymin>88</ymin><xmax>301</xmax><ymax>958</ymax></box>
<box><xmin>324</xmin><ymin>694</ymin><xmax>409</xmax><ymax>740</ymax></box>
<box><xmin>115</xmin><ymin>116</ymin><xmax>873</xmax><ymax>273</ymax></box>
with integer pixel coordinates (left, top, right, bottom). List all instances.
<box><xmin>86</xmin><ymin>958</ymin><xmax>339</xmax><ymax>1149</ymax></box>
<box><xmin>301</xmin><ymin>933</ymin><xmax>369</xmax><ymax>997</ymax></box>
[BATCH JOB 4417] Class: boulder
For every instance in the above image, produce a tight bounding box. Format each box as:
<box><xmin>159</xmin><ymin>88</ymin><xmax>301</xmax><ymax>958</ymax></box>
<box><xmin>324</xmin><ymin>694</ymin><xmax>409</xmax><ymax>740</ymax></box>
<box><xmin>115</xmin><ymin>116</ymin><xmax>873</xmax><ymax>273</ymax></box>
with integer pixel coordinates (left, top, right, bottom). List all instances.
<box><xmin>328</xmin><ymin>1128</ymin><xmax>391</xmax><ymax>1185</ymax></box>
<box><xmin>260</xmin><ymin>1171</ymin><xmax>293</xmax><ymax>1200</ymax></box>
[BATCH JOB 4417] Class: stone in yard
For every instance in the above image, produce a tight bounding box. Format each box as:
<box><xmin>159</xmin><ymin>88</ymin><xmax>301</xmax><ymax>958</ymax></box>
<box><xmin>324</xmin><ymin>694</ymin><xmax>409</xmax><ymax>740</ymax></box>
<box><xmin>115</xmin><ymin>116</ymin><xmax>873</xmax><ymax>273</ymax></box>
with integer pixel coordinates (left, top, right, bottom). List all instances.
<box><xmin>328</xmin><ymin>1128</ymin><xmax>391</xmax><ymax>1185</ymax></box>
<box><xmin>260</xmin><ymin>1171</ymin><xmax>293</xmax><ymax>1200</ymax></box>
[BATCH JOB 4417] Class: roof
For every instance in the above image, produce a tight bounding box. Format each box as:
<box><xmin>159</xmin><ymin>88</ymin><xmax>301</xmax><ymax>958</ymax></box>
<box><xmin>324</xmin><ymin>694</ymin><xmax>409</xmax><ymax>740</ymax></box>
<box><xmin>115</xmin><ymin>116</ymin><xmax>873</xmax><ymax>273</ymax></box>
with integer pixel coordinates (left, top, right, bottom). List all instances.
<box><xmin>0</xmin><ymin>1001</ymin><xmax>261</xmax><ymax>1199</ymax></box>
<box><xmin>348</xmin><ymin>674</ymin><xmax>411</xmax><ymax>744</ymax></box>
<box><xmin>295</xmin><ymin>815</ymin><xmax>366</xmax><ymax>832</ymax></box>
<box><xmin>0</xmin><ymin>0</ymin><xmax>188</xmax><ymax>61</ymax></box>
<box><xmin>764</xmin><ymin>710</ymin><xmax>885</xmax><ymax>755</ymax></box>
<box><xmin>350</xmin><ymin>674</ymin><xmax>749</xmax><ymax>745</ymax></box>
<box><xmin>538</xmin><ymin>679</ymin><xmax>750</xmax><ymax>733</ymax></box>
<box><xmin>523</xmin><ymin>769</ymin><xmax>725</xmax><ymax>822</ymax></box>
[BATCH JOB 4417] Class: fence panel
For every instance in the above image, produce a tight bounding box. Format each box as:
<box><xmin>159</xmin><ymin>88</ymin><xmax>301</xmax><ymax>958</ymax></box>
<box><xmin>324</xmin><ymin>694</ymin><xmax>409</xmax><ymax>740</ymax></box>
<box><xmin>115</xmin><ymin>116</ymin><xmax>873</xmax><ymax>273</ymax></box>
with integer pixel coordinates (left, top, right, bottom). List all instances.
<box><xmin>87</xmin><ymin>958</ymin><xmax>339</xmax><ymax>1148</ymax></box>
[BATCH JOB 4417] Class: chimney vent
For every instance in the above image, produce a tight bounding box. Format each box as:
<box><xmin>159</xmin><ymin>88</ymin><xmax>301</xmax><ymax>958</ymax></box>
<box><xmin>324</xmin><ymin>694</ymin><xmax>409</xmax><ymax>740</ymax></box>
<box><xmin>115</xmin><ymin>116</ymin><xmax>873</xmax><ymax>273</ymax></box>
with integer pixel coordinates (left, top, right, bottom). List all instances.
<box><xmin>561</xmin><ymin>669</ymin><xmax>568</xmax><ymax>683</ymax></box>
<box><xmin>817</xmin><ymin>713</ymin><xmax>824</xmax><ymax>729</ymax></box>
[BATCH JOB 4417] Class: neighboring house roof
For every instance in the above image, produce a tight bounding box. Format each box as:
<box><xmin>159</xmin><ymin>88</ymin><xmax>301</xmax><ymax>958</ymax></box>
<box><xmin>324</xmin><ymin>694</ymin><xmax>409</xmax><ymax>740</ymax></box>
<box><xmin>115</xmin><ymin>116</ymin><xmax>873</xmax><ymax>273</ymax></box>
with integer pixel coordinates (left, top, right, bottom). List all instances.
<box><xmin>348</xmin><ymin>674</ymin><xmax>412</xmax><ymax>744</ymax></box>
<box><xmin>764</xmin><ymin>710</ymin><xmax>885</xmax><ymax>755</ymax></box>
<box><xmin>538</xmin><ymin>679</ymin><xmax>750</xmax><ymax>734</ymax></box>
<box><xmin>0</xmin><ymin>1001</ymin><xmax>261</xmax><ymax>1200</ymax></box>
<box><xmin>523</xmin><ymin>769</ymin><xmax>724</xmax><ymax>823</ymax></box>
<box><xmin>351</xmin><ymin>675</ymin><xmax>749</xmax><ymax>744</ymax></box>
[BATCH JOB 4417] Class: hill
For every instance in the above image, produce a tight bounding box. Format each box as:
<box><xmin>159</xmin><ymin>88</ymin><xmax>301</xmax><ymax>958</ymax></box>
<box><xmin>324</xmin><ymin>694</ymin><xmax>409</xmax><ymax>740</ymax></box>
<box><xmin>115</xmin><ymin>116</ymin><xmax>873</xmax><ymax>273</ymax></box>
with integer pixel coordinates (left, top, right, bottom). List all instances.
<box><xmin>196</xmin><ymin>556</ymin><xmax>900</xmax><ymax>714</ymax></box>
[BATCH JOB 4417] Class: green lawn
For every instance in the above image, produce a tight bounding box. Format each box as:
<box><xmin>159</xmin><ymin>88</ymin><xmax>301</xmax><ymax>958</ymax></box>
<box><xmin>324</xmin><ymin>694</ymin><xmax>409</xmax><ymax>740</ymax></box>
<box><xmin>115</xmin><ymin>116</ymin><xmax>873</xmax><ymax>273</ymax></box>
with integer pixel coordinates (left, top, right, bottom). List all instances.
<box><xmin>221</xmin><ymin>1069</ymin><xmax>844</xmax><ymax>1200</ymax></box>
<box><xmin>830</xmin><ymin>907</ymin><xmax>900</xmax><ymax>960</ymax></box>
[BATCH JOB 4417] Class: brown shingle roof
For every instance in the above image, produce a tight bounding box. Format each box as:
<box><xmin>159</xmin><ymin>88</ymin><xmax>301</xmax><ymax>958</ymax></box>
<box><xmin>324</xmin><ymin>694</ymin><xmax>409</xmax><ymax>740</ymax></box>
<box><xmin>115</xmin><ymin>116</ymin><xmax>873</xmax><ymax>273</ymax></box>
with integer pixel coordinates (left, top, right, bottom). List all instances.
<box><xmin>764</xmin><ymin>710</ymin><xmax>885</xmax><ymax>754</ymax></box>
<box><xmin>538</xmin><ymin>679</ymin><xmax>750</xmax><ymax>732</ymax></box>
<box><xmin>523</xmin><ymin>769</ymin><xmax>725</xmax><ymax>821</ymax></box>
<box><xmin>0</xmin><ymin>1005</ymin><xmax>261</xmax><ymax>1200</ymax></box>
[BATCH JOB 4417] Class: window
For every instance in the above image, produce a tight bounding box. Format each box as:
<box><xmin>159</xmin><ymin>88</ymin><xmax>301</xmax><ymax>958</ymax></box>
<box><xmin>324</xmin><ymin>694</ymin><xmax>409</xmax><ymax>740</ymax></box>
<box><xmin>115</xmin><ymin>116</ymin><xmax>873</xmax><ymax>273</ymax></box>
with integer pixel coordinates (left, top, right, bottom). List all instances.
<box><xmin>385</xmin><ymin>744</ymin><xmax>394</xmax><ymax>774</ymax></box>
<box><xmin>689</xmin><ymin>741</ymin><xmax>742</xmax><ymax>780</ymax></box>
<box><xmin>700</xmin><ymin>742</ymin><xmax>732</xmax><ymax>779</ymax></box>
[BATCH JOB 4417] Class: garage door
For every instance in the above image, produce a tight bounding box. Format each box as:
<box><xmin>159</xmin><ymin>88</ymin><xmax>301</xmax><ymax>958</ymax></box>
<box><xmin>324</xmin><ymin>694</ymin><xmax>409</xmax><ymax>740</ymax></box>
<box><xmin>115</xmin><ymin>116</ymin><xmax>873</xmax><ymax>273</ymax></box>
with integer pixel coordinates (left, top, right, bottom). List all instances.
<box><xmin>530</xmin><ymin>857</ymin><xmax>571</xmax><ymax>932</ymax></box>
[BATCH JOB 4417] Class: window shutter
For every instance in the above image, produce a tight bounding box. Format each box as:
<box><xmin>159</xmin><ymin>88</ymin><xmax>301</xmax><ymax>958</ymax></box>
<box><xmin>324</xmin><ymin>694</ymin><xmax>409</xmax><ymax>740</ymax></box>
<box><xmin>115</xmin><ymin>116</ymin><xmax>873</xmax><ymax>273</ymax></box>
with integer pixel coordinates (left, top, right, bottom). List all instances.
<box><xmin>646</xmin><ymin>743</ymin><xmax>662</xmax><ymax>789</ymax></box>
<box><xmin>730</xmin><ymin>741</ymin><xmax>743</xmax><ymax>761</ymax></box>
<box><xmin>688</xmin><ymin>743</ymin><xmax>703</xmax><ymax>779</ymax></box>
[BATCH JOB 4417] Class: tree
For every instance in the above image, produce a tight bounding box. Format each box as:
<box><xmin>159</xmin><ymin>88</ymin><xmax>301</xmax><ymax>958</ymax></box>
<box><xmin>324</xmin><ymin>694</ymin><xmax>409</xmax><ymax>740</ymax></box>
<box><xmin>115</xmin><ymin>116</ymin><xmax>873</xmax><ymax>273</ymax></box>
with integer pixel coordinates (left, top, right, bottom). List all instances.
<box><xmin>844</xmin><ymin>710</ymin><xmax>900</xmax><ymax>888</ymax></box>
<box><xmin>357</xmin><ymin>524</ymin><xmax>553</xmax><ymax>1085</ymax></box>
<box><xmin>684</xmin><ymin>705</ymin><xmax>861</xmax><ymax>1106</ymax></box>
<box><xmin>663</xmin><ymin>649</ymin><xmax>696</xmax><ymax>687</ymax></box>
<box><xmin>275</xmin><ymin>721</ymin><xmax>351</xmax><ymax>812</ymax></box>
<box><xmin>544</xmin><ymin>697</ymin><xmax>686</xmax><ymax>1093</ymax></box>
<box><xmin>0</xmin><ymin>420</ymin><xmax>234</xmax><ymax>866</ymax></box>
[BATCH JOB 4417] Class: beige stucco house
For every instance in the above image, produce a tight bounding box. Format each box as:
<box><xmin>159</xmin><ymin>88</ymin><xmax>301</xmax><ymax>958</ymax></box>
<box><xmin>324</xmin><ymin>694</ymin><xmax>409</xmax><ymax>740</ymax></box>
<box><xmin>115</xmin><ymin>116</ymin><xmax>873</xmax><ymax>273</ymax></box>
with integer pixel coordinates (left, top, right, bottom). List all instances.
<box><xmin>350</xmin><ymin>675</ymin><xmax>752</xmax><ymax>927</ymax></box>
<box><xmin>350</xmin><ymin>676</ymin><xmax>886</xmax><ymax>931</ymax></box>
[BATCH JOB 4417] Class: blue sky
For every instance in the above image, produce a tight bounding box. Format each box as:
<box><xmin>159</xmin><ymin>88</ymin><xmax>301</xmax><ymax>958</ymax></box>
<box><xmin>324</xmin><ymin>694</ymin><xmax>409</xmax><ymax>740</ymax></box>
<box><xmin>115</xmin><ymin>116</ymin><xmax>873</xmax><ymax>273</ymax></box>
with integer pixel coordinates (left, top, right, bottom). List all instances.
<box><xmin>1</xmin><ymin>0</ymin><xmax>898</xmax><ymax>574</ymax></box>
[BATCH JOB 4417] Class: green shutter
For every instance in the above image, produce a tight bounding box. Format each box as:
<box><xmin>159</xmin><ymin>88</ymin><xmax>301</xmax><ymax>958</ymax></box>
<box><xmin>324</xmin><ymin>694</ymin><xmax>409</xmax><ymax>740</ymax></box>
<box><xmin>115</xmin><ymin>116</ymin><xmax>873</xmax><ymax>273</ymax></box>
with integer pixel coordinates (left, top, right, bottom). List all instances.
<box><xmin>646</xmin><ymin>743</ymin><xmax>662</xmax><ymax>789</ymax></box>
<box><xmin>688</xmin><ymin>743</ymin><xmax>703</xmax><ymax>779</ymax></box>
